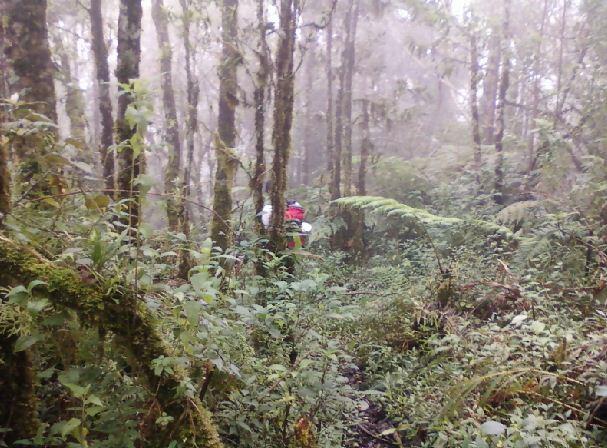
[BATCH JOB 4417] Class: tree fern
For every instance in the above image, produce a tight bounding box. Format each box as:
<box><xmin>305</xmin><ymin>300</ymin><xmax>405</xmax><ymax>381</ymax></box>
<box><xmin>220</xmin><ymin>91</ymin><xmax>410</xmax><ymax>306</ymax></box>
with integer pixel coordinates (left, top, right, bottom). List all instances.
<box><xmin>334</xmin><ymin>196</ymin><xmax>512</xmax><ymax>237</ymax></box>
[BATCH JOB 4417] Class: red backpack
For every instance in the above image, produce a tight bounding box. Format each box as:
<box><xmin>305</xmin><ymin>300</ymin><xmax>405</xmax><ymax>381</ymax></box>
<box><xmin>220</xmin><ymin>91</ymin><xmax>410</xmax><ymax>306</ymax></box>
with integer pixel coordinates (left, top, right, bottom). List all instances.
<box><xmin>285</xmin><ymin>203</ymin><xmax>305</xmax><ymax>222</ymax></box>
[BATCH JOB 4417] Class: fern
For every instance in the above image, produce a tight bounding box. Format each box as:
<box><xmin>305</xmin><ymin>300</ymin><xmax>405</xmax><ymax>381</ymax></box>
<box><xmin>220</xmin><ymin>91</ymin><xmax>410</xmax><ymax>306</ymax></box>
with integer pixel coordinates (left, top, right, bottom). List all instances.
<box><xmin>334</xmin><ymin>196</ymin><xmax>512</xmax><ymax>236</ymax></box>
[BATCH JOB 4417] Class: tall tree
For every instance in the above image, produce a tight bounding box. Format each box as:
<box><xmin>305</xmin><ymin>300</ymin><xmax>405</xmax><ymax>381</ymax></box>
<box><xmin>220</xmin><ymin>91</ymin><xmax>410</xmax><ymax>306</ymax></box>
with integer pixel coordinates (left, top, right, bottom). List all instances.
<box><xmin>0</xmin><ymin>1</ymin><xmax>56</xmax><ymax>439</ymax></box>
<box><xmin>178</xmin><ymin>0</ymin><xmax>199</xmax><ymax>278</ymax></box>
<box><xmin>2</xmin><ymin>0</ymin><xmax>58</xmax><ymax>198</ymax></box>
<box><xmin>302</xmin><ymin>39</ymin><xmax>316</xmax><ymax>186</ymax></box>
<box><xmin>269</xmin><ymin>0</ymin><xmax>298</xmax><ymax>252</ymax></box>
<box><xmin>0</xmin><ymin>12</ymin><xmax>9</xmax><ymax>223</ymax></box>
<box><xmin>357</xmin><ymin>99</ymin><xmax>372</xmax><ymax>196</ymax></box>
<box><xmin>211</xmin><ymin>0</ymin><xmax>240</xmax><ymax>254</ymax></box>
<box><xmin>251</xmin><ymin>0</ymin><xmax>270</xmax><ymax>235</ymax></box>
<box><xmin>325</xmin><ymin>15</ymin><xmax>334</xmax><ymax>189</ymax></box>
<box><xmin>342</xmin><ymin>0</ymin><xmax>360</xmax><ymax>197</ymax></box>
<box><xmin>89</xmin><ymin>0</ymin><xmax>114</xmax><ymax>193</ymax></box>
<box><xmin>468</xmin><ymin>15</ymin><xmax>482</xmax><ymax>183</ymax></box>
<box><xmin>152</xmin><ymin>0</ymin><xmax>183</xmax><ymax>232</ymax></box>
<box><xmin>526</xmin><ymin>0</ymin><xmax>550</xmax><ymax>174</ymax></box>
<box><xmin>494</xmin><ymin>0</ymin><xmax>512</xmax><ymax>205</ymax></box>
<box><xmin>480</xmin><ymin>29</ymin><xmax>501</xmax><ymax>146</ymax></box>
<box><xmin>330</xmin><ymin>1</ymin><xmax>350</xmax><ymax>201</ymax></box>
<box><xmin>115</xmin><ymin>0</ymin><xmax>143</xmax><ymax>230</ymax></box>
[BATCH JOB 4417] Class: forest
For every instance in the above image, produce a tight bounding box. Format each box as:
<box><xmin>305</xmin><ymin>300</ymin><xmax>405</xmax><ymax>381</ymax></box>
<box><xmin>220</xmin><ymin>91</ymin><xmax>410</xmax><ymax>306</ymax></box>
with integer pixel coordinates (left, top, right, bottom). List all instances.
<box><xmin>1</xmin><ymin>0</ymin><xmax>607</xmax><ymax>446</ymax></box>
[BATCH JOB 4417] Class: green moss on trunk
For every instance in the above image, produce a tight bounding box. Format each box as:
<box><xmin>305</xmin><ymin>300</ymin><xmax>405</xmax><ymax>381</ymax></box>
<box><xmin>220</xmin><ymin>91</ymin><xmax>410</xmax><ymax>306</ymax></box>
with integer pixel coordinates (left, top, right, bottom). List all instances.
<box><xmin>0</xmin><ymin>235</ymin><xmax>222</xmax><ymax>448</ymax></box>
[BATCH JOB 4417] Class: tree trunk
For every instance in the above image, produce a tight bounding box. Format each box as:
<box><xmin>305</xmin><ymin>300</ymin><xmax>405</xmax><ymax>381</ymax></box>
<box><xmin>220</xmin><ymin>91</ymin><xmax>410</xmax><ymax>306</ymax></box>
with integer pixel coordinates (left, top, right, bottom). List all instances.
<box><xmin>53</xmin><ymin>35</ymin><xmax>87</xmax><ymax>145</ymax></box>
<box><xmin>2</xmin><ymin>0</ymin><xmax>56</xmax><ymax>121</ymax></box>
<box><xmin>331</xmin><ymin>3</ymin><xmax>351</xmax><ymax>201</ymax></box>
<box><xmin>251</xmin><ymin>0</ymin><xmax>269</xmax><ymax>235</ymax></box>
<box><xmin>302</xmin><ymin>40</ymin><xmax>315</xmax><ymax>186</ymax></box>
<box><xmin>152</xmin><ymin>0</ymin><xmax>183</xmax><ymax>232</ymax></box>
<box><xmin>115</xmin><ymin>0</ymin><xmax>143</xmax><ymax>230</ymax></box>
<box><xmin>269</xmin><ymin>0</ymin><xmax>298</xmax><ymax>253</ymax></box>
<box><xmin>553</xmin><ymin>0</ymin><xmax>571</xmax><ymax>127</ymax></box>
<box><xmin>2</xmin><ymin>0</ymin><xmax>58</xmax><ymax>198</ymax></box>
<box><xmin>0</xmin><ymin>235</ymin><xmax>223</xmax><ymax>448</ymax></box>
<box><xmin>178</xmin><ymin>0</ymin><xmax>200</xmax><ymax>278</ymax></box>
<box><xmin>469</xmin><ymin>21</ymin><xmax>482</xmax><ymax>183</ymax></box>
<box><xmin>0</xmin><ymin>16</ymin><xmax>9</xmax><ymax>223</ymax></box>
<box><xmin>480</xmin><ymin>29</ymin><xmax>501</xmax><ymax>146</ymax></box>
<box><xmin>342</xmin><ymin>0</ymin><xmax>360</xmax><ymax>197</ymax></box>
<box><xmin>325</xmin><ymin>16</ymin><xmax>334</xmax><ymax>187</ymax></box>
<box><xmin>358</xmin><ymin>99</ymin><xmax>372</xmax><ymax>196</ymax></box>
<box><xmin>493</xmin><ymin>0</ymin><xmax>511</xmax><ymax>205</ymax></box>
<box><xmin>89</xmin><ymin>0</ymin><xmax>114</xmax><ymax>193</ymax></box>
<box><xmin>526</xmin><ymin>0</ymin><xmax>549</xmax><ymax>174</ymax></box>
<box><xmin>211</xmin><ymin>0</ymin><xmax>240</xmax><ymax>255</ymax></box>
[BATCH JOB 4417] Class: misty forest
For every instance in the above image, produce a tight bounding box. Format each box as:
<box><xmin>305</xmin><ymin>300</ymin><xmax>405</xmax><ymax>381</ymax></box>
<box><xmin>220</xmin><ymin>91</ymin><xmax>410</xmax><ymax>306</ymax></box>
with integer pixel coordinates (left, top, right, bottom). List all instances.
<box><xmin>1</xmin><ymin>0</ymin><xmax>607</xmax><ymax>446</ymax></box>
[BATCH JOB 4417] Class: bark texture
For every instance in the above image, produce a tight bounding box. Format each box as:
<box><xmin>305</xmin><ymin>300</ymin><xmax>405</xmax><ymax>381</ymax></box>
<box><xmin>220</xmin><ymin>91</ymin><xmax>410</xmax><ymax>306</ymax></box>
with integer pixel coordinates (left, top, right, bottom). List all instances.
<box><xmin>341</xmin><ymin>0</ymin><xmax>360</xmax><ymax>197</ymax></box>
<box><xmin>178</xmin><ymin>0</ymin><xmax>199</xmax><ymax>278</ymax></box>
<box><xmin>269</xmin><ymin>0</ymin><xmax>298</xmax><ymax>252</ymax></box>
<box><xmin>152</xmin><ymin>0</ymin><xmax>183</xmax><ymax>232</ymax></box>
<box><xmin>2</xmin><ymin>0</ymin><xmax>57</xmax><ymax>121</ymax></box>
<box><xmin>2</xmin><ymin>0</ymin><xmax>58</xmax><ymax>197</ymax></box>
<box><xmin>115</xmin><ymin>0</ymin><xmax>144</xmax><ymax>229</ymax></box>
<box><xmin>251</xmin><ymin>0</ymin><xmax>269</xmax><ymax>235</ymax></box>
<box><xmin>211</xmin><ymin>0</ymin><xmax>240</xmax><ymax>254</ymax></box>
<box><xmin>480</xmin><ymin>29</ymin><xmax>501</xmax><ymax>146</ymax></box>
<box><xmin>89</xmin><ymin>0</ymin><xmax>115</xmax><ymax>192</ymax></box>
<box><xmin>493</xmin><ymin>0</ymin><xmax>512</xmax><ymax>205</ymax></box>
<box><xmin>469</xmin><ymin>22</ymin><xmax>482</xmax><ymax>181</ymax></box>
<box><xmin>325</xmin><ymin>17</ymin><xmax>334</xmax><ymax>185</ymax></box>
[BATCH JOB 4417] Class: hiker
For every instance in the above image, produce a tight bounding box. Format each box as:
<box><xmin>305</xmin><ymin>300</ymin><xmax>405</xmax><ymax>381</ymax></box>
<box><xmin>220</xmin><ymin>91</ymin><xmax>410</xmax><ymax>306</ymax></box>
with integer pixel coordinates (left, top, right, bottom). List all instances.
<box><xmin>260</xmin><ymin>200</ymin><xmax>312</xmax><ymax>248</ymax></box>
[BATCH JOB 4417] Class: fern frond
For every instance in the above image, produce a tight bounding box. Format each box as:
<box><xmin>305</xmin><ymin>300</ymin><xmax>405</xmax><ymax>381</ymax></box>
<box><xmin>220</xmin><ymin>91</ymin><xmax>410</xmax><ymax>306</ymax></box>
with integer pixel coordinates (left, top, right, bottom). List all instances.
<box><xmin>333</xmin><ymin>196</ymin><xmax>511</xmax><ymax>236</ymax></box>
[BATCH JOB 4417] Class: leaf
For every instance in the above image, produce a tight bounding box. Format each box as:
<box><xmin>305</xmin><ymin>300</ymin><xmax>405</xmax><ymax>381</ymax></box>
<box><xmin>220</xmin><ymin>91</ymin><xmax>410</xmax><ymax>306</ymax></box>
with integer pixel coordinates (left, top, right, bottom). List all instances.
<box><xmin>50</xmin><ymin>418</ymin><xmax>81</xmax><ymax>437</ymax></box>
<box><xmin>14</xmin><ymin>334</ymin><xmax>43</xmax><ymax>352</ymax></box>
<box><xmin>86</xmin><ymin>395</ymin><xmax>103</xmax><ymax>406</ymax></box>
<box><xmin>84</xmin><ymin>194</ymin><xmax>110</xmax><ymax>211</ymax></box>
<box><xmin>7</xmin><ymin>285</ymin><xmax>28</xmax><ymax>304</ymax></box>
<box><xmin>183</xmin><ymin>301</ymin><xmax>203</xmax><ymax>325</ymax></box>
<box><xmin>530</xmin><ymin>321</ymin><xmax>546</xmax><ymax>334</ymax></box>
<box><xmin>510</xmin><ymin>314</ymin><xmax>527</xmax><ymax>326</ymax></box>
<box><xmin>27</xmin><ymin>280</ymin><xmax>47</xmax><ymax>293</ymax></box>
<box><xmin>26</xmin><ymin>298</ymin><xmax>50</xmax><ymax>313</ymax></box>
<box><xmin>480</xmin><ymin>420</ymin><xmax>507</xmax><ymax>436</ymax></box>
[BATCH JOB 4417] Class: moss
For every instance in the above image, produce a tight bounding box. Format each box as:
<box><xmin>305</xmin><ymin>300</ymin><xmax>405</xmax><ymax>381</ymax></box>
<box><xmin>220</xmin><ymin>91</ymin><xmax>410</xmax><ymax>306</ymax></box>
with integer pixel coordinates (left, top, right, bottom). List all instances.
<box><xmin>0</xmin><ymin>235</ymin><xmax>223</xmax><ymax>447</ymax></box>
<box><xmin>0</xmin><ymin>335</ymin><xmax>39</xmax><ymax>444</ymax></box>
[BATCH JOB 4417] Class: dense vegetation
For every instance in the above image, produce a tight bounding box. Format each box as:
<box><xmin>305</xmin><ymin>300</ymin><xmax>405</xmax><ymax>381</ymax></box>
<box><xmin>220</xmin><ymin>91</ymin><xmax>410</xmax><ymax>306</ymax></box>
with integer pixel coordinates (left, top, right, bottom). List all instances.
<box><xmin>1</xmin><ymin>0</ymin><xmax>607</xmax><ymax>447</ymax></box>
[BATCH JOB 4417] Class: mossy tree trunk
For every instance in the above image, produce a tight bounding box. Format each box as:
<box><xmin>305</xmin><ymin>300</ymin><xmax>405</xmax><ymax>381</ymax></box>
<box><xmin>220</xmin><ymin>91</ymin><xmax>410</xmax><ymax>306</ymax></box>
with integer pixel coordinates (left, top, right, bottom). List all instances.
<box><xmin>302</xmin><ymin>40</ymin><xmax>315</xmax><ymax>186</ymax></box>
<box><xmin>480</xmin><ymin>29</ymin><xmax>501</xmax><ymax>146</ymax></box>
<box><xmin>152</xmin><ymin>0</ymin><xmax>183</xmax><ymax>233</ymax></box>
<box><xmin>332</xmin><ymin>0</ymin><xmax>359</xmax><ymax>250</ymax></box>
<box><xmin>341</xmin><ymin>0</ymin><xmax>359</xmax><ymax>198</ymax></box>
<box><xmin>115</xmin><ymin>0</ymin><xmax>143</xmax><ymax>230</ymax></box>
<box><xmin>0</xmin><ymin>235</ymin><xmax>223</xmax><ymax>448</ymax></box>
<box><xmin>89</xmin><ymin>0</ymin><xmax>115</xmax><ymax>193</ymax></box>
<box><xmin>251</xmin><ymin>0</ymin><xmax>270</xmax><ymax>236</ymax></box>
<box><xmin>178</xmin><ymin>0</ymin><xmax>200</xmax><ymax>278</ymax></box>
<box><xmin>2</xmin><ymin>0</ymin><xmax>58</xmax><ymax>198</ymax></box>
<box><xmin>325</xmin><ymin>16</ymin><xmax>334</xmax><ymax>187</ymax></box>
<box><xmin>211</xmin><ymin>0</ymin><xmax>240</xmax><ymax>255</ymax></box>
<box><xmin>269</xmin><ymin>0</ymin><xmax>298</xmax><ymax>253</ymax></box>
<box><xmin>468</xmin><ymin>17</ymin><xmax>482</xmax><ymax>184</ymax></box>
<box><xmin>0</xmin><ymin>16</ymin><xmax>9</xmax><ymax>224</ymax></box>
<box><xmin>51</xmin><ymin>33</ymin><xmax>90</xmax><ymax>161</ymax></box>
<box><xmin>493</xmin><ymin>0</ymin><xmax>511</xmax><ymax>205</ymax></box>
